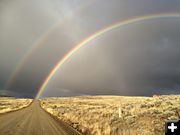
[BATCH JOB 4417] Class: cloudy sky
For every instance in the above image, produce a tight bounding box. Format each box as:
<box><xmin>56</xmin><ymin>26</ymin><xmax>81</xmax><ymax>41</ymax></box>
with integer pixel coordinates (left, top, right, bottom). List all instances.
<box><xmin>0</xmin><ymin>0</ymin><xmax>180</xmax><ymax>98</ymax></box>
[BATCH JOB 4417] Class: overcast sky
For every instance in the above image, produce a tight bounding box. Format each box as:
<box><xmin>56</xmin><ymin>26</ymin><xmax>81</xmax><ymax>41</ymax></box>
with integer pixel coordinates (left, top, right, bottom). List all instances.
<box><xmin>0</xmin><ymin>0</ymin><xmax>180</xmax><ymax>97</ymax></box>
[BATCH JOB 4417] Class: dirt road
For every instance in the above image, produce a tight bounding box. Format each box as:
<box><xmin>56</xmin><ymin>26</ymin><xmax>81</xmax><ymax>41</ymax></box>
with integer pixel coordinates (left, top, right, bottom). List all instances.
<box><xmin>0</xmin><ymin>100</ymin><xmax>81</xmax><ymax>135</ymax></box>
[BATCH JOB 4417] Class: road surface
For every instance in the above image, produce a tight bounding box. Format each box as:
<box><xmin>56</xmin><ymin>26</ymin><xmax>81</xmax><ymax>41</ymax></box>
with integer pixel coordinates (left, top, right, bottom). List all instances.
<box><xmin>0</xmin><ymin>100</ymin><xmax>81</xmax><ymax>135</ymax></box>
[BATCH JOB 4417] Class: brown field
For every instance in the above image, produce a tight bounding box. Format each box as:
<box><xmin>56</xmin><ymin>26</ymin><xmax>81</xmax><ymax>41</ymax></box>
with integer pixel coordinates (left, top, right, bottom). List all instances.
<box><xmin>40</xmin><ymin>95</ymin><xmax>180</xmax><ymax>135</ymax></box>
<box><xmin>0</xmin><ymin>97</ymin><xmax>32</xmax><ymax>114</ymax></box>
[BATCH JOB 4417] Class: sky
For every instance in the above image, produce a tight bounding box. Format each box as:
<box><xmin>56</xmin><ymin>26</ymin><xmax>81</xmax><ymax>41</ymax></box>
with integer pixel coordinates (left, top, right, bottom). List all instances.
<box><xmin>0</xmin><ymin>0</ymin><xmax>180</xmax><ymax>98</ymax></box>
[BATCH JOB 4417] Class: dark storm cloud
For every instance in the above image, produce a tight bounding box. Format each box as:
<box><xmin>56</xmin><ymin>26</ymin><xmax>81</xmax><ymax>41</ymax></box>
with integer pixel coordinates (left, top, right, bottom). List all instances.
<box><xmin>0</xmin><ymin>0</ymin><xmax>86</xmax><ymax>97</ymax></box>
<box><xmin>47</xmin><ymin>19</ymin><xmax>180</xmax><ymax>96</ymax></box>
<box><xmin>0</xmin><ymin>0</ymin><xmax>180</xmax><ymax>97</ymax></box>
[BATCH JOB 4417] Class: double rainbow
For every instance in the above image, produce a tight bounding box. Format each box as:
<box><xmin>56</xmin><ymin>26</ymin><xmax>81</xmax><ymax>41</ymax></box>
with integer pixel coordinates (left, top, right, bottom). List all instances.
<box><xmin>4</xmin><ymin>0</ymin><xmax>95</xmax><ymax>90</ymax></box>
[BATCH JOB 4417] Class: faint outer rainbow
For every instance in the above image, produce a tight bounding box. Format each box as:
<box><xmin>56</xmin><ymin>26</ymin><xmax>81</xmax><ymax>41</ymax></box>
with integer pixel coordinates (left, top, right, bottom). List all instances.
<box><xmin>34</xmin><ymin>13</ymin><xmax>180</xmax><ymax>98</ymax></box>
<box><xmin>4</xmin><ymin>0</ymin><xmax>95</xmax><ymax>90</ymax></box>
<box><xmin>4</xmin><ymin>22</ymin><xmax>60</xmax><ymax>90</ymax></box>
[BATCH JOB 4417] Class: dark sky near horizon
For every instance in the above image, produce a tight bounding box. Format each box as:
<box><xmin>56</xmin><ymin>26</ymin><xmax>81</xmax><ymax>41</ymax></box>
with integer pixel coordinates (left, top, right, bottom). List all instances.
<box><xmin>0</xmin><ymin>0</ymin><xmax>180</xmax><ymax>97</ymax></box>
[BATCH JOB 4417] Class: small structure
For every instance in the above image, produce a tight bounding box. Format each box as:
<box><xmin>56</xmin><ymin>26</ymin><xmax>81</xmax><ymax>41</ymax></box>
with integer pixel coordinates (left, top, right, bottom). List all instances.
<box><xmin>118</xmin><ymin>107</ymin><xmax>122</xmax><ymax>118</ymax></box>
<box><xmin>152</xmin><ymin>94</ymin><xmax>161</xmax><ymax>98</ymax></box>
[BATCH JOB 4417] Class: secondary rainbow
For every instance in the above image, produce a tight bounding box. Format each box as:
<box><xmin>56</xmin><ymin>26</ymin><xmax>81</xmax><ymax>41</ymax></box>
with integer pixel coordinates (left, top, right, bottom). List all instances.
<box><xmin>4</xmin><ymin>0</ymin><xmax>95</xmax><ymax>90</ymax></box>
<box><xmin>35</xmin><ymin>13</ymin><xmax>180</xmax><ymax>98</ymax></box>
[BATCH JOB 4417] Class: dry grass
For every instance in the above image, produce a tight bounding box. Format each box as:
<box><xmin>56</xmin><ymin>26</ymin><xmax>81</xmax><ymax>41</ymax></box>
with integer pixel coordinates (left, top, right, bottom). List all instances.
<box><xmin>40</xmin><ymin>95</ymin><xmax>180</xmax><ymax>135</ymax></box>
<box><xmin>0</xmin><ymin>97</ymin><xmax>32</xmax><ymax>113</ymax></box>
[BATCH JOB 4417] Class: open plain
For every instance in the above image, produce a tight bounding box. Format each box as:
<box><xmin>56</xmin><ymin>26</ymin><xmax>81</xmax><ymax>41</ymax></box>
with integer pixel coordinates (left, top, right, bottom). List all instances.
<box><xmin>0</xmin><ymin>97</ymin><xmax>32</xmax><ymax>114</ymax></box>
<box><xmin>40</xmin><ymin>95</ymin><xmax>180</xmax><ymax>135</ymax></box>
<box><xmin>0</xmin><ymin>96</ymin><xmax>179</xmax><ymax>135</ymax></box>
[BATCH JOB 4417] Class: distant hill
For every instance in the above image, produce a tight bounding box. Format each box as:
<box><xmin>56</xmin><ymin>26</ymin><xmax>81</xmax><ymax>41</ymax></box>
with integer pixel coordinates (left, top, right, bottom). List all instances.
<box><xmin>0</xmin><ymin>95</ymin><xmax>14</xmax><ymax>97</ymax></box>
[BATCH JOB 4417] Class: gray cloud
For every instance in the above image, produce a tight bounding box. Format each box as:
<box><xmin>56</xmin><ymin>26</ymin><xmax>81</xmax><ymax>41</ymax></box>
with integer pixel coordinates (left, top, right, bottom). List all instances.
<box><xmin>0</xmin><ymin>0</ymin><xmax>180</xmax><ymax>97</ymax></box>
<box><xmin>47</xmin><ymin>19</ymin><xmax>180</xmax><ymax>96</ymax></box>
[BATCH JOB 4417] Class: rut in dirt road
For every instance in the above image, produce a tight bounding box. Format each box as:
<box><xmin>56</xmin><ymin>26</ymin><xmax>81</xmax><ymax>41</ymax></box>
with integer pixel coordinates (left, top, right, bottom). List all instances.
<box><xmin>0</xmin><ymin>100</ymin><xmax>81</xmax><ymax>135</ymax></box>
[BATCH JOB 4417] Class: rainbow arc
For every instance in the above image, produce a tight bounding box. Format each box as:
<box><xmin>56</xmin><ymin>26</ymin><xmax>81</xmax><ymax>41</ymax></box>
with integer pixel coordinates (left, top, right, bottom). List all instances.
<box><xmin>35</xmin><ymin>13</ymin><xmax>180</xmax><ymax>98</ymax></box>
